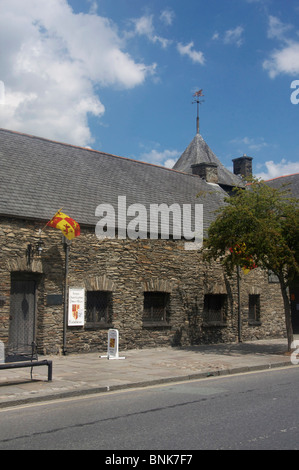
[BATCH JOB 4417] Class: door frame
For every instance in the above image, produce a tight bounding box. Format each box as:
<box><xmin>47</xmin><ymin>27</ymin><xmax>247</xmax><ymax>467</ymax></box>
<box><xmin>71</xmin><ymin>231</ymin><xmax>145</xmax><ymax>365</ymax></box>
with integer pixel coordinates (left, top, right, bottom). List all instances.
<box><xmin>7</xmin><ymin>272</ymin><xmax>41</xmax><ymax>360</ymax></box>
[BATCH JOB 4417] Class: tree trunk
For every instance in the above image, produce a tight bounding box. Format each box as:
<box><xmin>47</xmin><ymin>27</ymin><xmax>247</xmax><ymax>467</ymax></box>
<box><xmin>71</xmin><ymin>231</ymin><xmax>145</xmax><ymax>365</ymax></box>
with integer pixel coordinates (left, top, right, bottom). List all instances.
<box><xmin>279</xmin><ymin>277</ymin><xmax>293</xmax><ymax>351</ymax></box>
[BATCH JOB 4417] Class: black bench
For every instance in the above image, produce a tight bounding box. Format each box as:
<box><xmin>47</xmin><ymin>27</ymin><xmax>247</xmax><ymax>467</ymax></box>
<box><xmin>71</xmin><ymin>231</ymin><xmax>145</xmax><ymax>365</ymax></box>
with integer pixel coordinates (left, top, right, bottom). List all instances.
<box><xmin>0</xmin><ymin>359</ymin><xmax>52</xmax><ymax>381</ymax></box>
<box><xmin>1</xmin><ymin>342</ymin><xmax>53</xmax><ymax>381</ymax></box>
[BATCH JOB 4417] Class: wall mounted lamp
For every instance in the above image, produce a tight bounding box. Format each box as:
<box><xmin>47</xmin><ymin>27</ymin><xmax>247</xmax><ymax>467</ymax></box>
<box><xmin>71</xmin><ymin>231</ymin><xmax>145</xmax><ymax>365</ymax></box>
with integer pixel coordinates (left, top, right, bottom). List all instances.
<box><xmin>26</xmin><ymin>235</ymin><xmax>44</xmax><ymax>265</ymax></box>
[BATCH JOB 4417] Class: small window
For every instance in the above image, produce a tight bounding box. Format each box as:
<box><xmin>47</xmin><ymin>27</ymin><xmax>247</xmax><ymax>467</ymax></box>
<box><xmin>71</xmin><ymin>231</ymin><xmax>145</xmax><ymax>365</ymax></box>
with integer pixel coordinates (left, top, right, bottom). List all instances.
<box><xmin>143</xmin><ymin>292</ymin><xmax>169</xmax><ymax>324</ymax></box>
<box><xmin>248</xmin><ymin>294</ymin><xmax>260</xmax><ymax>324</ymax></box>
<box><xmin>268</xmin><ymin>270</ymin><xmax>279</xmax><ymax>283</ymax></box>
<box><xmin>204</xmin><ymin>294</ymin><xmax>227</xmax><ymax>325</ymax></box>
<box><xmin>86</xmin><ymin>291</ymin><xmax>112</xmax><ymax>328</ymax></box>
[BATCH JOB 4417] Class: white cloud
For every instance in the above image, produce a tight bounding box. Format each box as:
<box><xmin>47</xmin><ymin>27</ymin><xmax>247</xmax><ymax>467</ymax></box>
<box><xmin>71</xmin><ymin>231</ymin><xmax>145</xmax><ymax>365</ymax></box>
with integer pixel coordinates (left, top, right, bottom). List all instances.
<box><xmin>130</xmin><ymin>13</ymin><xmax>205</xmax><ymax>66</ymax></box>
<box><xmin>0</xmin><ymin>0</ymin><xmax>156</xmax><ymax>146</ymax></box>
<box><xmin>263</xmin><ymin>15</ymin><xmax>299</xmax><ymax>78</ymax></box>
<box><xmin>211</xmin><ymin>26</ymin><xmax>244</xmax><ymax>47</ymax></box>
<box><xmin>263</xmin><ymin>41</ymin><xmax>299</xmax><ymax>78</ymax></box>
<box><xmin>87</xmin><ymin>0</ymin><xmax>98</xmax><ymax>15</ymax></box>
<box><xmin>160</xmin><ymin>9</ymin><xmax>175</xmax><ymax>26</ymax></box>
<box><xmin>223</xmin><ymin>26</ymin><xmax>244</xmax><ymax>47</ymax></box>
<box><xmin>133</xmin><ymin>14</ymin><xmax>155</xmax><ymax>37</ymax></box>
<box><xmin>164</xmin><ymin>158</ymin><xmax>177</xmax><ymax>169</ymax></box>
<box><xmin>139</xmin><ymin>148</ymin><xmax>180</xmax><ymax>167</ymax></box>
<box><xmin>230</xmin><ymin>136</ymin><xmax>270</xmax><ymax>152</ymax></box>
<box><xmin>212</xmin><ymin>31</ymin><xmax>219</xmax><ymax>41</ymax></box>
<box><xmin>177</xmin><ymin>42</ymin><xmax>205</xmax><ymax>64</ymax></box>
<box><xmin>267</xmin><ymin>15</ymin><xmax>293</xmax><ymax>41</ymax></box>
<box><xmin>129</xmin><ymin>14</ymin><xmax>171</xmax><ymax>48</ymax></box>
<box><xmin>255</xmin><ymin>159</ymin><xmax>299</xmax><ymax>180</ymax></box>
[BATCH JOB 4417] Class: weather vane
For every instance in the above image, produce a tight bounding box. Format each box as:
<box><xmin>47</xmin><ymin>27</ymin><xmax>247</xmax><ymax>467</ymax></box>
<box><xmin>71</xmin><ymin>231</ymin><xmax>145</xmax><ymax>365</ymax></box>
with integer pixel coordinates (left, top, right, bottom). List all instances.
<box><xmin>192</xmin><ymin>89</ymin><xmax>205</xmax><ymax>134</ymax></box>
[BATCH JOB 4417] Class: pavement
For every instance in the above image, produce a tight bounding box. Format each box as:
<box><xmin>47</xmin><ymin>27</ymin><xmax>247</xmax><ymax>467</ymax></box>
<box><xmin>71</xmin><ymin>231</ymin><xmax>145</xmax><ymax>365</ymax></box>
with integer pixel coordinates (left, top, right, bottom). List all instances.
<box><xmin>0</xmin><ymin>338</ymin><xmax>297</xmax><ymax>409</ymax></box>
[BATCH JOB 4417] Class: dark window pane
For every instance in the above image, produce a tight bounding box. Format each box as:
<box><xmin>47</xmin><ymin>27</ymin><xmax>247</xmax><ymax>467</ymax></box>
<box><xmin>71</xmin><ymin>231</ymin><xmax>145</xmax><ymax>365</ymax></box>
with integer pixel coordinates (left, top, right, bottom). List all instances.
<box><xmin>204</xmin><ymin>294</ymin><xmax>227</xmax><ymax>323</ymax></box>
<box><xmin>143</xmin><ymin>292</ymin><xmax>169</xmax><ymax>322</ymax></box>
<box><xmin>86</xmin><ymin>291</ymin><xmax>111</xmax><ymax>324</ymax></box>
<box><xmin>249</xmin><ymin>294</ymin><xmax>260</xmax><ymax>321</ymax></box>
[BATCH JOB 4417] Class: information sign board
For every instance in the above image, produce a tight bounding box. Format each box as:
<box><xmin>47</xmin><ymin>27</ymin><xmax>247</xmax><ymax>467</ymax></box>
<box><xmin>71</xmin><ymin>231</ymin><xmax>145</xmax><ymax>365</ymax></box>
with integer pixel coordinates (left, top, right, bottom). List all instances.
<box><xmin>68</xmin><ymin>288</ymin><xmax>85</xmax><ymax>326</ymax></box>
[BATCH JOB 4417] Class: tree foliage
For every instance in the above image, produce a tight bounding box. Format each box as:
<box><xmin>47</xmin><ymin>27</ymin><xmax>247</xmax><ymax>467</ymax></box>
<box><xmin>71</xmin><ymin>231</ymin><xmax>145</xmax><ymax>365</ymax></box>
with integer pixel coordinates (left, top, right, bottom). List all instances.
<box><xmin>203</xmin><ymin>178</ymin><xmax>299</xmax><ymax>349</ymax></box>
<box><xmin>204</xmin><ymin>179</ymin><xmax>298</xmax><ymax>280</ymax></box>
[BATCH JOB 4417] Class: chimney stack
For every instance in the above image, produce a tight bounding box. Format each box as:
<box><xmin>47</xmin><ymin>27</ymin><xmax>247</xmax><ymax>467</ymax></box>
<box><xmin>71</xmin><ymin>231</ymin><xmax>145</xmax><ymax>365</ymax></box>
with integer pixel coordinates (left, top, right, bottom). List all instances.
<box><xmin>191</xmin><ymin>162</ymin><xmax>218</xmax><ymax>184</ymax></box>
<box><xmin>232</xmin><ymin>154</ymin><xmax>253</xmax><ymax>178</ymax></box>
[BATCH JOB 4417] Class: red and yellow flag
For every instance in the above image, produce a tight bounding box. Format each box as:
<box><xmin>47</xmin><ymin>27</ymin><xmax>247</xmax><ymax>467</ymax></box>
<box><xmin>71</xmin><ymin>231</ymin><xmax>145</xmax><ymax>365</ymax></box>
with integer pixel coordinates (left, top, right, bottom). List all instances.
<box><xmin>47</xmin><ymin>210</ymin><xmax>80</xmax><ymax>240</ymax></box>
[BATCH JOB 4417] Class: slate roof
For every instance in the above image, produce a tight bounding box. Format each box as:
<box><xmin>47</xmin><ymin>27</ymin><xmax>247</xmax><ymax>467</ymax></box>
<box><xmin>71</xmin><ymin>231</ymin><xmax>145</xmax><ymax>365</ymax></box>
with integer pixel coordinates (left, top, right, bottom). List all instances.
<box><xmin>0</xmin><ymin>128</ymin><xmax>228</xmax><ymax>237</ymax></box>
<box><xmin>173</xmin><ymin>133</ymin><xmax>244</xmax><ymax>189</ymax></box>
<box><xmin>265</xmin><ymin>173</ymin><xmax>299</xmax><ymax>198</ymax></box>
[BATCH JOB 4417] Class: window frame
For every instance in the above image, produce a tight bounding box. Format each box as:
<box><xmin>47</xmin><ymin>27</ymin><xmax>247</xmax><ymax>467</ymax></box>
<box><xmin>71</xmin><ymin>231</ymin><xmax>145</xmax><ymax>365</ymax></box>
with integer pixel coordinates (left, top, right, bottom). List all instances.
<box><xmin>203</xmin><ymin>294</ymin><xmax>228</xmax><ymax>327</ymax></box>
<box><xmin>248</xmin><ymin>294</ymin><xmax>261</xmax><ymax>326</ymax></box>
<box><xmin>142</xmin><ymin>291</ymin><xmax>170</xmax><ymax>327</ymax></box>
<box><xmin>85</xmin><ymin>290</ymin><xmax>113</xmax><ymax>329</ymax></box>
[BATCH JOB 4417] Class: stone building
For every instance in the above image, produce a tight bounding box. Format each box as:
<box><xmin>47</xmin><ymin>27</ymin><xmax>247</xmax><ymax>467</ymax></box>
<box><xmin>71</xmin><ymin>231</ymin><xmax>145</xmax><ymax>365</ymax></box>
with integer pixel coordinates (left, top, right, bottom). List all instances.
<box><xmin>265</xmin><ymin>174</ymin><xmax>299</xmax><ymax>335</ymax></box>
<box><xmin>0</xmin><ymin>127</ymin><xmax>289</xmax><ymax>356</ymax></box>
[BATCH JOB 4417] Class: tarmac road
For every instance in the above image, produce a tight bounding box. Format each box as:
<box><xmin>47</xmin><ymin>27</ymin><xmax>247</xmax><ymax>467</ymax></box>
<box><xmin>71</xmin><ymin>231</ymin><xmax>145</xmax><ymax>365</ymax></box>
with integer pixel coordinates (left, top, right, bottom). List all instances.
<box><xmin>0</xmin><ymin>366</ymin><xmax>298</xmax><ymax>450</ymax></box>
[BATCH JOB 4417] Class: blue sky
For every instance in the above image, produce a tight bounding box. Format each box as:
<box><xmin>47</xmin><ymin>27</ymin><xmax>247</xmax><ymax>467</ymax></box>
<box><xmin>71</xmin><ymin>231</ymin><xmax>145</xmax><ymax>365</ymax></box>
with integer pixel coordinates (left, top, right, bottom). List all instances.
<box><xmin>0</xmin><ymin>0</ymin><xmax>299</xmax><ymax>179</ymax></box>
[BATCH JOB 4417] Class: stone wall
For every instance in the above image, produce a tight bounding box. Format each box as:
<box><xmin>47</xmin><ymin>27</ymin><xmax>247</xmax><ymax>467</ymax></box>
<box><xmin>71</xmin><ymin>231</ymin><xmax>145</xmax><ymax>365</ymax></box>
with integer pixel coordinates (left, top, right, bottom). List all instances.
<box><xmin>0</xmin><ymin>216</ymin><xmax>286</xmax><ymax>355</ymax></box>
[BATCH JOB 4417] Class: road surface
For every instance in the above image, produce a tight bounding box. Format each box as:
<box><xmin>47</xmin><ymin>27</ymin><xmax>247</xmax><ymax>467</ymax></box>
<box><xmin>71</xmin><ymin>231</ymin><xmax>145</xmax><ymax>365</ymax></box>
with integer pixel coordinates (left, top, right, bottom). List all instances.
<box><xmin>0</xmin><ymin>367</ymin><xmax>298</xmax><ymax>450</ymax></box>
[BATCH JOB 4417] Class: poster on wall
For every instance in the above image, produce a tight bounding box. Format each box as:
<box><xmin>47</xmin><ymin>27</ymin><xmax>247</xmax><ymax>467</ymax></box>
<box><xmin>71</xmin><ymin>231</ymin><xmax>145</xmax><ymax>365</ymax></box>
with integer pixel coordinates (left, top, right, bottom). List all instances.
<box><xmin>68</xmin><ymin>288</ymin><xmax>85</xmax><ymax>326</ymax></box>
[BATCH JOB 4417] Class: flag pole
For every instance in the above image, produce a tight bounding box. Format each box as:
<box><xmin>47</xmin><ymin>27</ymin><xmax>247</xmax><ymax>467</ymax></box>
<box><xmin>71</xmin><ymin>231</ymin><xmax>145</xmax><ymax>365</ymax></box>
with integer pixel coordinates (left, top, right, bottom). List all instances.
<box><xmin>41</xmin><ymin>207</ymin><xmax>63</xmax><ymax>232</ymax></box>
<box><xmin>63</xmin><ymin>236</ymin><xmax>71</xmax><ymax>355</ymax></box>
<box><xmin>192</xmin><ymin>90</ymin><xmax>205</xmax><ymax>134</ymax></box>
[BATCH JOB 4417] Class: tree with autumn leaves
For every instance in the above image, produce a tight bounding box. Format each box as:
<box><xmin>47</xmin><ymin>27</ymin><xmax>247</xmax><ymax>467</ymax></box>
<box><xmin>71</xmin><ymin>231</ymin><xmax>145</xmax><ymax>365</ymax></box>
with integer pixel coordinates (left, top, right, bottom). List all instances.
<box><xmin>203</xmin><ymin>178</ymin><xmax>299</xmax><ymax>351</ymax></box>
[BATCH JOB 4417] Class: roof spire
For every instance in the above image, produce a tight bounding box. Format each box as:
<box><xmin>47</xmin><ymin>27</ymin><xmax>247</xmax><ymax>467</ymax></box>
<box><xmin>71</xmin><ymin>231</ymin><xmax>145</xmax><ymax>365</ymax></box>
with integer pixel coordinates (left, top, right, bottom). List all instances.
<box><xmin>192</xmin><ymin>89</ymin><xmax>205</xmax><ymax>134</ymax></box>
